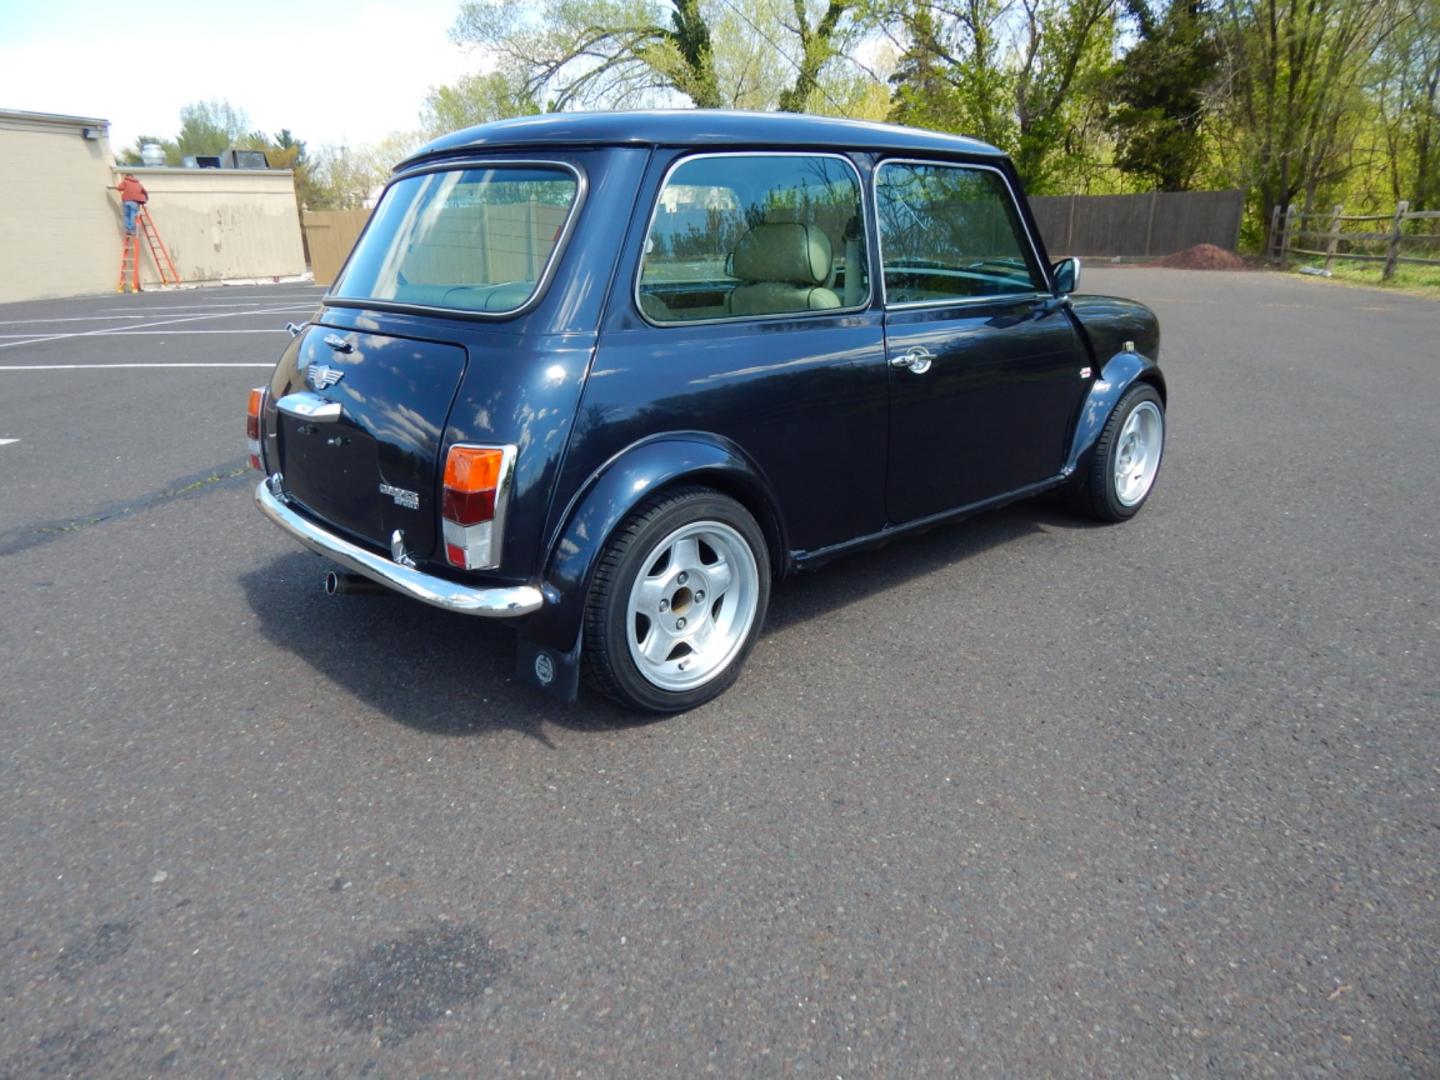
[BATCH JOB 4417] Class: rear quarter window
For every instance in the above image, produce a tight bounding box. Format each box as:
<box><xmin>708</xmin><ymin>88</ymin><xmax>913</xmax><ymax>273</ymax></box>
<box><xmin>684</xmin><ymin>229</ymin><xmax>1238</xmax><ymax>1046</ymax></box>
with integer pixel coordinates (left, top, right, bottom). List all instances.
<box><xmin>331</xmin><ymin>164</ymin><xmax>581</xmax><ymax>315</ymax></box>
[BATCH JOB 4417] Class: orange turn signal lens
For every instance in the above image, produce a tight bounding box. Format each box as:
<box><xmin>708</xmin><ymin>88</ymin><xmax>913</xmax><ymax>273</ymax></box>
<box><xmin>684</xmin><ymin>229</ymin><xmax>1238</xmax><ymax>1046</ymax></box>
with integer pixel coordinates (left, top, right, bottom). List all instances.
<box><xmin>246</xmin><ymin>387</ymin><xmax>266</xmax><ymax>470</ymax></box>
<box><xmin>246</xmin><ymin>387</ymin><xmax>264</xmax><ymax>440</ymax></box>
<box><xmin>443</xmin><ymin>446</ymin><xmax>504</xmax><ymax>493</ymax></box>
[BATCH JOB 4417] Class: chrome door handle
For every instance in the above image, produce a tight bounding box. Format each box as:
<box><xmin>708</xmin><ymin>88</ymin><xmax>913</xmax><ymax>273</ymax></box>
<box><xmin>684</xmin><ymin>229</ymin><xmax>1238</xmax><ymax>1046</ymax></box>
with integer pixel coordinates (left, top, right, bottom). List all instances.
<box><xmin>276</xmin><ymin>391</ymin><xmax>342</xmax><ymax>422</ymax></box>
<box><xmin>890</xmin><ymin>347</ymin><xmax>934</xmax><ymax>375</ymax></box>
<box><xmin>322</xmin><ymin>333</ymin><xmax>353</xmax><ymax>353</ymax></box>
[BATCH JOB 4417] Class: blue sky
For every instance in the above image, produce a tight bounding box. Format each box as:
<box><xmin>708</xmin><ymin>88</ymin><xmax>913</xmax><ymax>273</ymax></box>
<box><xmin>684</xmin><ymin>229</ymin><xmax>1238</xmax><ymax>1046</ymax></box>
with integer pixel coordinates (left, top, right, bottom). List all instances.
<box><xmin>0</xmin><ymin>0</ymin><xmax>478</xmax><ymax>151</ymax></box>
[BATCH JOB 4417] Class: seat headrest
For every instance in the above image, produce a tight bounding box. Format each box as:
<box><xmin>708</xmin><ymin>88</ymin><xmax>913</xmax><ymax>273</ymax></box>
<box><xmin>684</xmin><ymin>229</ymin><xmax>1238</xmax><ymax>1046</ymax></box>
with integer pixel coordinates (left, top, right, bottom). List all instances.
<box><xmin>731</xmin><ymin>223</ymin><xmax>832</xmax><ymax>286</ymax></box>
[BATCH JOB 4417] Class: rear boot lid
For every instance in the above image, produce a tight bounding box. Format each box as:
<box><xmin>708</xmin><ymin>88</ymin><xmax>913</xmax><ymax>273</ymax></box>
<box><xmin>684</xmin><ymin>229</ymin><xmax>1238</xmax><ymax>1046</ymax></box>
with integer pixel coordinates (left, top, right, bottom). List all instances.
<box><xmin>267</xmin><ymin>326</ymin><xmax>465</xmax><ymax>559</ymax></box>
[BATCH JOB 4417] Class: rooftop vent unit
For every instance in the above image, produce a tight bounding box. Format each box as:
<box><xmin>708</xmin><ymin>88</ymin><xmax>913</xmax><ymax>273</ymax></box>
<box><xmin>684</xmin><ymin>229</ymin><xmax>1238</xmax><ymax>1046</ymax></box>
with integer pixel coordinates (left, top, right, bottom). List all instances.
<box><xmin>223</xmin><ymin>148</ymin><xmax>269</xmax><ymax>169</ymax></box>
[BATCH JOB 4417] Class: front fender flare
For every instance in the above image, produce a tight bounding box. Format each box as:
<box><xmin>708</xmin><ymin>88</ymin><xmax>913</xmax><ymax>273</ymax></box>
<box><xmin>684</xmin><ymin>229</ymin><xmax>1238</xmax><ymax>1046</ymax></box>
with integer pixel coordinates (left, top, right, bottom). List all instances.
<box><xmin>516</xmin><ymin>434</ymin><xmax>782</xmax><ymax>698</ymax></box>
<box><xmin>1065</xmin><ymin>350</ymin><xmax>1166</xmax><ymax>474</ymax></box>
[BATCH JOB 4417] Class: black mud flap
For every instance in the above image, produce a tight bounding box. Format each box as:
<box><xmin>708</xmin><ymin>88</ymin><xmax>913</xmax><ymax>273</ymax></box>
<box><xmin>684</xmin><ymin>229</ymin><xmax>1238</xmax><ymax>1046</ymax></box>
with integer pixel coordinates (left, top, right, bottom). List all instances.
<box><xmin>515</xmin><ymin>632</ymin><xmax>581</xmax><ymax>701</ymax></box>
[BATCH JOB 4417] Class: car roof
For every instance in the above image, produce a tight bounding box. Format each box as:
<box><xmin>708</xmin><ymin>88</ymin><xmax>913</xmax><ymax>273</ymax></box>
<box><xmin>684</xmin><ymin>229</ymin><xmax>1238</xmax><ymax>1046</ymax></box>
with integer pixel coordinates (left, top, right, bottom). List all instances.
<box><xmin>401</xmin><ymin>110</ymin><xmax>1004</xmax><ymax>168</ymax></box>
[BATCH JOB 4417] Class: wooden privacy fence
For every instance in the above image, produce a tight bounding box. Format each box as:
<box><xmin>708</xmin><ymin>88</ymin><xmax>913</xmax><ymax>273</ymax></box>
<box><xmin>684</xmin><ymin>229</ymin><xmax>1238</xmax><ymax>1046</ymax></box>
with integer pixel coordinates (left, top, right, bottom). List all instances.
<box><xmin>1270</xmin><ymin>202</ymin><xmax>1440</xmax><ymax>280</ymax></box>
<box><xmin>1029</xmin><ymin>190</ymin><xmax>1245</xmax><ymax>257</ymax></box>
<box><xmin>302</xmin><ymin>209</ymin><xmax>371</xmax><ymax>285</ymax></box>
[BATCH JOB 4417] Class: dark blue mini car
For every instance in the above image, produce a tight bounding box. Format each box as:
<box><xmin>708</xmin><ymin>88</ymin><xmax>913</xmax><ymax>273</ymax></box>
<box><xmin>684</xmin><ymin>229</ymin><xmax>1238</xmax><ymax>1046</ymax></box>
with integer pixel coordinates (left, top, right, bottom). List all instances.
<box><xmin>250</xmin><ymin>111</ymin><xmax>1165</xmax><ymax>712</ymax></box>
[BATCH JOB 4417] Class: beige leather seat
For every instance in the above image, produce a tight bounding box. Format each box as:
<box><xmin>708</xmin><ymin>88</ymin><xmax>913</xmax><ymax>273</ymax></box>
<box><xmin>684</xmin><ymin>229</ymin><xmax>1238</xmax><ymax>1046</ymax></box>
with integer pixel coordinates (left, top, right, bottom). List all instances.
<box><xmin>729</xmin><ymin>223</ymin><xmax>841</xmax><ymax>316</ymax></box>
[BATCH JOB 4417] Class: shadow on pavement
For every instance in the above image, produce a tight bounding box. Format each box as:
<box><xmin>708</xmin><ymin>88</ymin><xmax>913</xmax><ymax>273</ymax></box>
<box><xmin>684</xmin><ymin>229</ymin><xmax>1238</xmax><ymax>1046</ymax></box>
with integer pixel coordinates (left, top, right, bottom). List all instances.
<box><xmin>239</xmin><ymin>495</ymin><xmax>1099</xmax><ymax>740</ymax></box>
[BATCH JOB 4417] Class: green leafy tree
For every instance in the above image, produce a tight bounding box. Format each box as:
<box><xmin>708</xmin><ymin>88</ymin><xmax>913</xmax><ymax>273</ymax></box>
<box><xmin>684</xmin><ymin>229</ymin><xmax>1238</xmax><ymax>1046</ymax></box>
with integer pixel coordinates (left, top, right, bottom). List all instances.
<box><xmin>1105</xmin><ymin>0</ymin><xmax>1220</xmax><ymax>190</ymax></box>
<box><xmin>175</xmin><ymin>99</ymin><xmax>251</xmax><ymax>158</ymax></box>
<box><xmin>423</xmin><ymin>68</ymin><xmax>541</xmax><ymax>133</ymax></box>
<box><xmin>1372</xmin><ymin>0</ymin><xmax>1440</xmax><ymax>209</ymax></box>
<box><xmin>1210</xmin><ymin>0</ymin><xmax>1394</xmax><ymax>243</ymax></box>
<box><xmin>305</xmin><ymin>133</ymin><xmax>426</xmax><ymax>210</ymax></box>
<box><xmin>886</xmin><ymin>0</ymin><xmax>1121</xmax><ymax>191</ymax></box>
<box><xmin>776</xmin><ymin>2</ymin><xmax>854</xmax><ymax>110</ymax></box>
<box><xmin>307</xmin><ymin>145</ymin><xmax>377</xmax><ymax>210</ymax></box>
<box><xmin>116</xmin><ymin>134</ymin><xmax>178</xmax><ymax>166</ymax></box>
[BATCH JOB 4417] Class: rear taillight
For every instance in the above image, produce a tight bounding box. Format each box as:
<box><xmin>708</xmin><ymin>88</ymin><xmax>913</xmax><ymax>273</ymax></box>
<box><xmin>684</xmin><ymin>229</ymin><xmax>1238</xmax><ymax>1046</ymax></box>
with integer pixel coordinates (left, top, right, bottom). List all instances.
<box><xmin>246</xmin><ymin>387</ymin><xmax>265</xmax><ymax>471</ymax></box>
<box><xmin>441</xmin><ymin>444</ymin><xmax>515</xmax><ymax>571</ymax></box>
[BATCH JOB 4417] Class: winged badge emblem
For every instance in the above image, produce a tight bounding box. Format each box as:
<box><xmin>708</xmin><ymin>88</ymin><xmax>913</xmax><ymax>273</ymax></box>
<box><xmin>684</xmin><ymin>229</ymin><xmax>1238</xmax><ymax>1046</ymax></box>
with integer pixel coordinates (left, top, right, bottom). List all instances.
<box><xmin>307</xmin><ymin>364</ymin><xmax>345</xmax><ymax>390</ymax></box>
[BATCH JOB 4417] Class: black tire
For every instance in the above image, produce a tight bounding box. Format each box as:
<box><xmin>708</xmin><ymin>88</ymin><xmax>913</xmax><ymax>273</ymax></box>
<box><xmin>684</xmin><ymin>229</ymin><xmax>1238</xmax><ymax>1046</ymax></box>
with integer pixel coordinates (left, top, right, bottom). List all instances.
<box><xmin>583</xmin><ymin>486</ymin><xmax>771</xmax><ymax>713</ymax></box>
<box><xmin>1064</xmin><ymin>383</ymin><xmax>1165</xmax><ymax>522</ymax></box>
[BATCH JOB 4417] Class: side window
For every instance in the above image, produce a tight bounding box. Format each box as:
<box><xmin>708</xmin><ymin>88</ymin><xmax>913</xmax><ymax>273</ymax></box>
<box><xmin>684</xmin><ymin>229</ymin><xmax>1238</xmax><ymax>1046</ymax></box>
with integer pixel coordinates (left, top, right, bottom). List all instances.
<box><xmin>638</xmin><ymin>154</ymin><xmax>868</xmax><ymax>323</ymax></box>
<box><xmin>875</xmin><ymin>162</ymin><xmax>1045</xmax><ymax>304</ymax></box>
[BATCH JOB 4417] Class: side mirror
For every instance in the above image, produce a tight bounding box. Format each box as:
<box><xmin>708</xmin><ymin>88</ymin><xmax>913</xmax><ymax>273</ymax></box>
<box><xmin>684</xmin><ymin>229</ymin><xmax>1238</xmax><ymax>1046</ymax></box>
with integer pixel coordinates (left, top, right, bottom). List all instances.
<box><xmin>1052</xmin><ymin>256</ymin><xmax>1081</xmax><ymax>295</ymax></box>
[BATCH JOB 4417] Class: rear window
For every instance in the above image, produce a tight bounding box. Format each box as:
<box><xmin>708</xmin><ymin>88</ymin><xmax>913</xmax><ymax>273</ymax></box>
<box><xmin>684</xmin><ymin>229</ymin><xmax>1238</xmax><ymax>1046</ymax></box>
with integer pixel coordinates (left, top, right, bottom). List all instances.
<box><xmin>331</xmin><ymin>165</ymin><xmax>580</xmax><ymax>315</ymax></box>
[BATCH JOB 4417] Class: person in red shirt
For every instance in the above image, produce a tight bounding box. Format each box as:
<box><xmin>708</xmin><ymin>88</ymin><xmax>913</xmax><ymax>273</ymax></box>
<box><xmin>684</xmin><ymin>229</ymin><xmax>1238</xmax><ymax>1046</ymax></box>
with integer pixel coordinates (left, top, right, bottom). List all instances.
<box><xmin>114</xmin><ymin>173</ymin><xmax>148</xmax><ymax>236</ymax></box>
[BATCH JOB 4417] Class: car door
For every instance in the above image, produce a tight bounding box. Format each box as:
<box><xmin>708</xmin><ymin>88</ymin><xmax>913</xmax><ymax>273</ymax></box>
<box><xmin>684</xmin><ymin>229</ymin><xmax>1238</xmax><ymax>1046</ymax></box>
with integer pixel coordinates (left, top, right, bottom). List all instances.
<box><xmin>876</xmin><ymin>159</ymin><xmax>1089</xmax><ymax>523</ymax></box>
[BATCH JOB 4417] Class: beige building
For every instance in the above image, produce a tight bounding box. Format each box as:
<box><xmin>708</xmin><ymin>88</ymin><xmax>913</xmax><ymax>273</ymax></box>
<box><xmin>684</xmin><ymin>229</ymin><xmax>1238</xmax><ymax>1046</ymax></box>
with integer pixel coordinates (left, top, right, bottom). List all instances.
<box><xmin>0</xmin><ymin>110</ymin><xmax>118</xmax><ymax>301</ymax></box>
<box><xmin>120</xmin><ymin>166</ymin><xmax>307</xmax><ymax>289</ymax></box>
<box><xmin>0</xmin><ymin>108</ymin><xmax>307</xmax><ymax>303</ymax></box>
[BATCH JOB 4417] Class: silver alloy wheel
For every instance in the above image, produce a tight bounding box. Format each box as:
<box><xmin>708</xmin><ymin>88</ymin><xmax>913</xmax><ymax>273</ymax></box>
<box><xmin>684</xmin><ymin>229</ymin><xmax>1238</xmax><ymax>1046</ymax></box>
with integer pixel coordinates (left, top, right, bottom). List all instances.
<box><xmin>625</xmin><ymin>519</ymin><xmax>761</xmax><ymax>692</ymax></box>
<box><xmin>1113</xmin><ymin>400</ymin><xmax>1163</xmax><ymax>507</ymax></box>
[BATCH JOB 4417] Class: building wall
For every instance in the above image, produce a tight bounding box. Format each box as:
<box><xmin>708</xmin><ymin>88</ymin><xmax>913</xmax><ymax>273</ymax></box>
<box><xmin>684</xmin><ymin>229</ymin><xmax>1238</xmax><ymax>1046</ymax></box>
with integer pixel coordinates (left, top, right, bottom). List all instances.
<box><xmin>124</xmin><ymin>167</ymin><xmax>306</xmax><ymax>287</ymax></box>
<box><xmin>0</xmin><ymin>111</ymin><xmax>118</xmax><ymax>302</ymax></box>
<box><xmin>0</xmin><ymin>109</ymin><xmax>309</xmax><ymax>303</ymax></box>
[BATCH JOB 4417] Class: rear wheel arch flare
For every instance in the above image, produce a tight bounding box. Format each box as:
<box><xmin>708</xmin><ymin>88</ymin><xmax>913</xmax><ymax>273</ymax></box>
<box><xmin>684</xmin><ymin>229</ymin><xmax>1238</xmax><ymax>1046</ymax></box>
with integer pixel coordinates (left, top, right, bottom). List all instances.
<box><xmin>543</xmin><ymin>435</ymin><xmax>787</xmax><ymax>600</ymax></box>
<box><xmin>648</xmin><ymin>469</ymin><xmax>788</xmax><ymax>580</ymax></box>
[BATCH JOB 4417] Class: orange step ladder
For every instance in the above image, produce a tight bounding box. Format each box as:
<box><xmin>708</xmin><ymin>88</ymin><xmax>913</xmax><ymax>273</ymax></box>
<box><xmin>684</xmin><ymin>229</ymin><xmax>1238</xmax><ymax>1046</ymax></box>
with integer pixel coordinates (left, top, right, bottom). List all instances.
<box><xmin>116</xmin><ymin>231</ymin><xmax>140</xmax><ymax>293</ymax></box>
<box><xmin>116</xmin><ymin>206</ymin><xmax>181</xmax><ymax>292</ymax></box>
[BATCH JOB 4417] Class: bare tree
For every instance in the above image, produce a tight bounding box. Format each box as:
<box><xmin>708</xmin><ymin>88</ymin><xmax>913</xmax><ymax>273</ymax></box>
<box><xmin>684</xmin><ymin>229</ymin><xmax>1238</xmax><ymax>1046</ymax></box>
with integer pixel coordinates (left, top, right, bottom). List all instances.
<box><xmin>448</xmin><ymin>0</ymin><xmax>858</xmax><ymax>112</ymax></box>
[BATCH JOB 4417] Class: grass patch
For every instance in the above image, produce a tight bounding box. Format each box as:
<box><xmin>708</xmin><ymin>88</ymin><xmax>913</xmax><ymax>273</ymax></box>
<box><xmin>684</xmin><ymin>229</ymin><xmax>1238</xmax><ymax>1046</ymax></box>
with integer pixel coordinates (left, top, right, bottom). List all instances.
<box><xmin>1293</xmin><ymin>257</ymin><xmax>1440</xmax><ymax>299</ymax></box>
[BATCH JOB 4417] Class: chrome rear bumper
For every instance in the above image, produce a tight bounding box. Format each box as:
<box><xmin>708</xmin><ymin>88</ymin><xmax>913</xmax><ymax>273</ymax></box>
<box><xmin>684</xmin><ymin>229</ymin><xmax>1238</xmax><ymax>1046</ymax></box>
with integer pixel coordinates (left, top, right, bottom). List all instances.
<box><xmin>254</xmin><ymin>478</ymin><xmax>543</xmax><ymax>618</ymax></box>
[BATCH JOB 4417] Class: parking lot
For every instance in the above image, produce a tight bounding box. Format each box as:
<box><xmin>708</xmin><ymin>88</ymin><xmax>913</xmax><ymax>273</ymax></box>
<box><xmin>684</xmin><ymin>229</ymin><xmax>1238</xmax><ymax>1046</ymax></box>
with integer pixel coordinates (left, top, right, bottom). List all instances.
<box><xmin>1</xmin><ymin>269</ymin><xmax>1435</xmax><ymax>1075</ymax></box>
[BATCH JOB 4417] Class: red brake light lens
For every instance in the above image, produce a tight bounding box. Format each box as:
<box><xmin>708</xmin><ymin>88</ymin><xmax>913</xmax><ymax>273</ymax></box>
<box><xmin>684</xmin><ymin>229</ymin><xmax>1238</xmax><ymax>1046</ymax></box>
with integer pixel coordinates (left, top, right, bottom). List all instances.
<box><xmin>441</xmin><ymin>487</ymin><xmax>496</xmax><ymax>527</ymax></box>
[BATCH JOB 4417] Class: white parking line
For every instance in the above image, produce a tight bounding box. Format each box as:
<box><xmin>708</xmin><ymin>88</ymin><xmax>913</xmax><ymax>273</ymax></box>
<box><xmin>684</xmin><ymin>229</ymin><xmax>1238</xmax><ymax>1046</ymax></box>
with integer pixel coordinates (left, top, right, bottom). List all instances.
<box><xmin>0</xmin><ymin>307</ymin><xmax>314</xmax><ymax>333</ymax></box>
<box><xmin>0</xmin><ymin>363</ymin><xmax>274</xmax><ymax>370</ymax></box>
<box><xmin>0</xmin><ymin>329</ymin><xmax>287</xmax><ymax>338</ymax></box>
<box><xmin>95</xmin><ymin>299</ymin><xmax>321</xmax><ymax>313</ymax></box>
<box><xmin>0</xmin><ymin>315</ymin><xmax>149</xmax><ymax>325</ymax></box>
<box><xmin>101</xmin><ymin>304</ymin><xmax>314</xmax><ymax>314</ymax></box>
<box><xmin>0</xmin><ymin>438</ymin><xmax>17</xmax><ymax>446</ymax></box>
<box><xmin>63</xmin><ymin>328</ymin><xmax>283</xmax><ymax>336</ymax></box>
<box><xmin>0</xmin><ymin>305</ymin><xmax>313</xmax><ymax>351</ymax></box>
<box><xmin>109</xmin><ymin>328</ymin><xmax>290</xmax><ymax>334</ymax></box>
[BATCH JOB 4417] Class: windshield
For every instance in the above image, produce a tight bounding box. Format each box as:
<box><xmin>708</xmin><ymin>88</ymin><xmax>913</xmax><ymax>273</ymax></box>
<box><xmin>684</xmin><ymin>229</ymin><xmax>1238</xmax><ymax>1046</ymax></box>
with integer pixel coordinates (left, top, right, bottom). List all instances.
<box><xmin>330</xmin><ymin>164</ymin><xmax>581</xmax><ymax>315</ymax></box>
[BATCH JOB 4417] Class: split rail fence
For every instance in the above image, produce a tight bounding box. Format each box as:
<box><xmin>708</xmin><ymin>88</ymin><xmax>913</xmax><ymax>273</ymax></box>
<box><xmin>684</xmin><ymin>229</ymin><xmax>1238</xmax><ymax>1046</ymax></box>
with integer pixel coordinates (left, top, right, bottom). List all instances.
<box><xmin>1270</xmin><ymin>202</ymin><xmax>1440</xmax><ymax>280</ymax></box>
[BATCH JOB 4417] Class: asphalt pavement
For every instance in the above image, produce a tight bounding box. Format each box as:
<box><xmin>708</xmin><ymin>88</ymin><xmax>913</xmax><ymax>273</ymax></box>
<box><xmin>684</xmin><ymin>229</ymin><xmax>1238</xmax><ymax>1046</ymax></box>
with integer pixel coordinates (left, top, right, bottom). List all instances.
<box><xmin>0</xmin><ymin>270</ymin><xmax>1435</xmax><ymax>1076</ymax></box>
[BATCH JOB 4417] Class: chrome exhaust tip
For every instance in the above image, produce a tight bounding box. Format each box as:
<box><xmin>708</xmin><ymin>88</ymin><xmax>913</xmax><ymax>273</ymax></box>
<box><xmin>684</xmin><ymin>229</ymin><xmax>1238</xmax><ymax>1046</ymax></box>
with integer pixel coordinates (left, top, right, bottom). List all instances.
<box><xmin>324</xmin><ymin>570</ymin><xmax>386</xmax><ymax>596</ymax></box>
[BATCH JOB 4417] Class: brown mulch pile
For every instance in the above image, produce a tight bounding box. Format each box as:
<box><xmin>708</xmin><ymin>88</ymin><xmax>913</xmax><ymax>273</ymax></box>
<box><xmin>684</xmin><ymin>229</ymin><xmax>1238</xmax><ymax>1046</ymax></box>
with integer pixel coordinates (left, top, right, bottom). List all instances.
<box><xmin>1157</xmin><ymin>243</ymin><xmax>1249</xmax><ymax>269</ymax></box>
